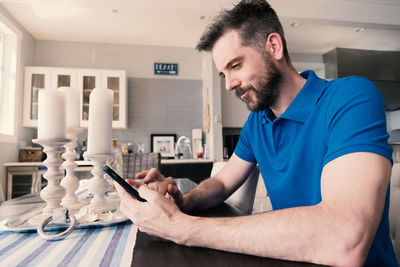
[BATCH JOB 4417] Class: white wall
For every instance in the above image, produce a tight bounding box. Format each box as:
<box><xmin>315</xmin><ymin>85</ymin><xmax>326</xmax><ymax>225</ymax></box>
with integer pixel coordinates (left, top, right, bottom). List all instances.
<box><xmin>32</xmin><ymin>40</ymin><xmax>205</xmax><ymax>155</ymax></box>
<box><xmin>221</xmin><ymin>77</ymin><xmax>250</xmax><ymax>128</ymax></box>
<box><xmin>202</xmin><ymin>53</ymin><xmax>223</xmax><ymax>161</ymax></box>
<box><xmin>0</xmin><ymin>5</ymin><xmax>36</xmax><ymax>201</ymax></box>
<box><xmin>34</xmin><ymin>40</ymin><xmax>202</xmax><ymax>80</ymax></box>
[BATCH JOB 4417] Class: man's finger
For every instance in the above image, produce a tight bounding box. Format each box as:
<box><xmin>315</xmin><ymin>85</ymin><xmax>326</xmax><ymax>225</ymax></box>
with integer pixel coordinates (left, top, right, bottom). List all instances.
<box><xmin>115</xmin><ymin>180</ymin><xmax>145</xmax><ymax>203</ymax></box>
<box><xmin>137</xmin><ymin>184</ymin><xmax>159</xmax><ymax>202</ymax></box>
<box><xmin>136</xmin><ymin>170</ymin><xmax>149</xmax><ymax>179</ymax></box>
<box><xmin>126</xmin><ymin>179</ymin><xmax>143</xmax><ymax>188</ymax></box>
<box><xmin>155</xmin><ymin>177</ymin><xmax>175</xmax><ymax>195</ymax></box>
<box><xmin>114</xmin><ymin>182</ymin><xmax>128</xmax><ymax>198</ymax></box>
<box><xmin>167</xmin><ymin>183</ymin><xmax>179</xmax><ymax>195</ymax></box>
<box><xmin>143</xmin><ymin>168</ymin><xmax>163</xmax><ymax>183</ymax></box>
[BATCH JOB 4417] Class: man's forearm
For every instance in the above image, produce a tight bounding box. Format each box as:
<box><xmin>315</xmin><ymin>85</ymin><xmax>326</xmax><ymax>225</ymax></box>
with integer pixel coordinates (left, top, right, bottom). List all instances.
<box><xmin>175</xmin><ymin>204</ymin><xmax>374</xmax><ymax>267</ymax></box>
<box><xmin>182</xmin><ymin>177</ymin><xmax>228</xmax><ymax>212</ymax></box>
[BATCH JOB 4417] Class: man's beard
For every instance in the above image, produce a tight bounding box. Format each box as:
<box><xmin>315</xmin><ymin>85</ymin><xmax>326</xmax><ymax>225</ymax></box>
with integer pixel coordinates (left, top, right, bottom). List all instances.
<box><xmin>235</xmin><ymin>58</ymin><xmax>283</xmax><ymax>112</ymax></box>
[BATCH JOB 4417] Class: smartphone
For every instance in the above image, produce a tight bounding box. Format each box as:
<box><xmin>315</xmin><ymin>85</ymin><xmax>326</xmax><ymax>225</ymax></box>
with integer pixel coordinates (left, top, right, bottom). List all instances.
<box><xmin>103</xmin><ymin>165</ymin><xmax>146</xmax><ymax>202</ymax></box>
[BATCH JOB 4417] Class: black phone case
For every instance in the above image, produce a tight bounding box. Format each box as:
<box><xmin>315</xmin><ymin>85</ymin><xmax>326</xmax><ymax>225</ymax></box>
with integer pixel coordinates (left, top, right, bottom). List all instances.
<box><xmin>103</xmin><ymin>165</ymin><xmax>146</xmax><ymax>202</ymax></box>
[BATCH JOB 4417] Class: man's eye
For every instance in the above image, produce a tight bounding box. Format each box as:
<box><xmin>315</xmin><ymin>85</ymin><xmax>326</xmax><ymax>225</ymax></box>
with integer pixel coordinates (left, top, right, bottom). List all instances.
<box><xmin>232</xmin><ymin>63</ymin><xmax>240</xmax><ymax>69</ymax></box>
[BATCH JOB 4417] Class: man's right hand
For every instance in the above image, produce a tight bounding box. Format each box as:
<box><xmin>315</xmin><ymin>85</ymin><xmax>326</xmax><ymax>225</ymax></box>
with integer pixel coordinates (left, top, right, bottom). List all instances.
<box><xmin>136</xmin><ymin>168</ymin><xmax>184</xmax><ymax>208</ymax></box>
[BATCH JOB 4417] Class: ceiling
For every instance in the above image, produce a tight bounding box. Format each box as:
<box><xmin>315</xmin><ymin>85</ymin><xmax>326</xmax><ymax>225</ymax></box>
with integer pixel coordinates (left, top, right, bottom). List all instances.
<box><xmin>1</xmin><ymin>0</ymin><xmax>400</xmax><ymax>55</ymax></box>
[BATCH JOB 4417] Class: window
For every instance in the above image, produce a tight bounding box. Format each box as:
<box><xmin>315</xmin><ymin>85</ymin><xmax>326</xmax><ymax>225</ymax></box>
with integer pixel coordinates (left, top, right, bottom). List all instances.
<box><xmin>0</xmin><ymin>13</ymin><xmax>21</xmax><ymax>143</ymax></box>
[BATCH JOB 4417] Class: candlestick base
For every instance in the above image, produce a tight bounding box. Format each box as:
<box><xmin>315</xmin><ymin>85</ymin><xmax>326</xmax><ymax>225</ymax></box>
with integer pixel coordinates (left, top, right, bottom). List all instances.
<box><xmin>28</xmin><ymin>138</ymin><xmax>71</xmax><ymax>226</ymax></box>
<box><xmin>61</xmin><ymin>128</ymin><xmax>88</xmax><ymax>210</ymax></box>
<box><xmin>84</xmin><ymin>153</ymin><xmax>117</xmax><ymax>212</ymax></box>
<box><xmin>28</xmin><ymin>213</ymin><xmax>55</xmax><ymax>226</ymax></box>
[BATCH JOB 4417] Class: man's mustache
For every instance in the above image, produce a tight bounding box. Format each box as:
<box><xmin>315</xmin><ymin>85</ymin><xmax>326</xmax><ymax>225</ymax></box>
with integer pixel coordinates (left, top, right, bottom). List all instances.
<box><xmin>235</xmin><ymin>85</ymin><xmax>255</xmax><ymax>99</ymax></box>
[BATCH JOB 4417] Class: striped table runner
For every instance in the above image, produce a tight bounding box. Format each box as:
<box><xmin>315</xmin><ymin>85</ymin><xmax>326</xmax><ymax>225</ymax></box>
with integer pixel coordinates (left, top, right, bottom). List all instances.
<box><xmin>0</xmin><ymin>222</ymin><xmax>137</xmax><ymax>266</ymax></box>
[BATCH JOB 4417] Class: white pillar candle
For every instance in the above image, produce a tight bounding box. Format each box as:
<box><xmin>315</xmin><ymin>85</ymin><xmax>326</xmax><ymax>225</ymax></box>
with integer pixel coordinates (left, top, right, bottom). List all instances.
<box><xmin>38</xmin><ymin>90</ymin><xmax>66</xmax><ymax>139</ymax></box>
<box><xmin>87</xmin><ymin>88</ymin><xmax>113</xmax><ymax>155</ymax></box>
<box><xmin>59</xmin><ymin>87</ymin><xmax>80</xmax><ymax>128</ymax></box>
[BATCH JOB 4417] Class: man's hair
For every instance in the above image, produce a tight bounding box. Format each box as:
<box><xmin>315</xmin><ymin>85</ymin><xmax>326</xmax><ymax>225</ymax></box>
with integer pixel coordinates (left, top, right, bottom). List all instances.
<box><xmin>196</xmin><ymin>0</ymin><xmax>290</xmax><ymax>62</ymax></box>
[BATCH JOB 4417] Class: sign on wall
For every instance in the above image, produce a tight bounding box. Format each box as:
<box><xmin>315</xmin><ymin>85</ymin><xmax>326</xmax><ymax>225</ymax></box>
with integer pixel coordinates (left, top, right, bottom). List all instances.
<box><xmin>154</xmin><ymin>62</ymin><xmax>178</xmax><ymax>75</ymax></box>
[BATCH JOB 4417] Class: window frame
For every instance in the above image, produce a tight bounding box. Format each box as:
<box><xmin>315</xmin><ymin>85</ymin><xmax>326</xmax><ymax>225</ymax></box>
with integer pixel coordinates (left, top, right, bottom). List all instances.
<box><xmin>0</xmin><ymin>12</ymin><xmax>22</xmax><ymax>143</ymax></box>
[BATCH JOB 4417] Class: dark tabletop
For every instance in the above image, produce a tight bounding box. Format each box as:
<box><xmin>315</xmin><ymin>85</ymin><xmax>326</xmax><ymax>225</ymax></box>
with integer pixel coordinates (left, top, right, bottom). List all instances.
<box><xmin>131</xmin><ymin>203</ymin><xmax>325</xmax><ymax>267</ymax></box>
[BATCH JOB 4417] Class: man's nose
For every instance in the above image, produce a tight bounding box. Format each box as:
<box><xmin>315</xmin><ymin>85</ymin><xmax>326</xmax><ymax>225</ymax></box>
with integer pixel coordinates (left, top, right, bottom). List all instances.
<box><xmin>225</xmin><ymin>76</ymin><xmax>241</xmax><ymax>91</ymax></box>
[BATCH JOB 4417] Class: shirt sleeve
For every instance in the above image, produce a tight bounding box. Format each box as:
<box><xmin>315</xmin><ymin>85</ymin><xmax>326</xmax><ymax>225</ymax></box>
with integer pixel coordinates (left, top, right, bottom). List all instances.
<box><xmin>234</xmin><ymin>113</ymin><xmax>257</xmax><ymax>163</ymax></box>
<box><xmin>323</xmin><ymin>77</ymin><xmax>393</xmax><ymax>166</ymax></box>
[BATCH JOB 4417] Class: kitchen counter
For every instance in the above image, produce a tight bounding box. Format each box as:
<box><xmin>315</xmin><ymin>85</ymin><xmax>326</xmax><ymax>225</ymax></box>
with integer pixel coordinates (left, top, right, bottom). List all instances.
<box><xmin>161</xmin><ymin>159</ymin><xmax>213</xmax><ymax>164</ymax></box>
<box><xmin>4</xmin><ymin>159</ymin><xmax>215</xmax><ymax>186</ymax></box>
<box><xmin>4</xmin><ymin>159</ymin><xmax>213</xmax><ymax>167</ymax></box>
<box><xmin>4</xmin><ymin>161</ymin><xmax>93</xmax><ymax>167</ymax></box>
<box><xmin>160</xmin><ymin>160</ymin><xmax>213</xmax><ymax>183</ymax></box>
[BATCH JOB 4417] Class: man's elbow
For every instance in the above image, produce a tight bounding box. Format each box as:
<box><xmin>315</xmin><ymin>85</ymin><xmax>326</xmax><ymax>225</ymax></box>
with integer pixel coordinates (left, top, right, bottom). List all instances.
<box><xmin>316</xmin><ymin>241</ymin><xmax>368</xmax><ymax>267</ymax></box>
<box><xmin>327</xmin><ymin>226</ymin><xmax>372</xmax><ymax>267</ymax></box>
<box><xmin>334</xmin><ymin>247</ymin><xmax>367</xmax><ymax>267</ymax></box>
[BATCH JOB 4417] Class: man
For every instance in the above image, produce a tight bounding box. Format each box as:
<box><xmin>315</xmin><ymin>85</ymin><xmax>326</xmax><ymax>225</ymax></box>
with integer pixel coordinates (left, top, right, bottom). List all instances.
<box><xmin>116</xmin><ymin>0</ymin><xmax>399</xmax><ymax>266</ymax></box>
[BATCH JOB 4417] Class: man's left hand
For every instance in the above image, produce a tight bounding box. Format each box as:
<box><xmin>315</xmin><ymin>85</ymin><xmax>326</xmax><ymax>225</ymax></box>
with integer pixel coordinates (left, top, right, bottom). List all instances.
<box><xmin>115</xmin><ymin>179</ymin><xmax>188</xmax><ymax>242</ymax></box>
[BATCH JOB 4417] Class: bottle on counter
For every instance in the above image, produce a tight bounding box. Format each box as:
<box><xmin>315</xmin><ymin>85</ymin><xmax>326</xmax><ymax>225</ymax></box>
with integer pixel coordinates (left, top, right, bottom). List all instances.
<box><xmin>137</xmin><ymin>142</ymin><xmax>145</xmax><ymax>154</ymax></box>
<box><xmin>127</xmin><ymin>142</ymin><xmax>133</xmax><ymax>153</ymax></box>
<box><xmin>197</xmin><ymin>145</ymin><xmax>203</xmax><ymax>159</ymax></box>
<box><xmin>121</xmin><ymin>143</ymin><xmax>129</xmax><ymax>154</ymax></box>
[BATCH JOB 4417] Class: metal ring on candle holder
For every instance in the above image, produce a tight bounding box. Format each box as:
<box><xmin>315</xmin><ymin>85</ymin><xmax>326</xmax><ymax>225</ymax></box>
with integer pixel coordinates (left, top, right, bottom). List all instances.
<box><xmin>37</xmin><ymin>213</ymin><xmax>77</xmax><ymax>241</ymax></box>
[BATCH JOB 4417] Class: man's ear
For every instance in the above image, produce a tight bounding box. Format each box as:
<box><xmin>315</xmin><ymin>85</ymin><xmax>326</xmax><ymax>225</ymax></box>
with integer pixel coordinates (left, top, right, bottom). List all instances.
<box><xmin>265</xmin><ymin>33</ymin><xmax>284</xmax><ymax>61</ymax></box>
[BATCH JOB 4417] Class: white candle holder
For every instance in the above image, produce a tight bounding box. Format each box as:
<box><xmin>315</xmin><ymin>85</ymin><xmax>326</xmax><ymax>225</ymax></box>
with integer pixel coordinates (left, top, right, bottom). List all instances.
<box><xmin>84</xmin><ymin>153</ymin><xmax>116</xmax><ymax>212</ymax></box>
<box><xmin>60</xmin><ymin>128</ymin><xmax>87</xmax><ymax>210</ymax></box>
<box><xmin>28</xmin><ymin>138</ymin><xmax>70</xmax><ymax>225</ymax></box>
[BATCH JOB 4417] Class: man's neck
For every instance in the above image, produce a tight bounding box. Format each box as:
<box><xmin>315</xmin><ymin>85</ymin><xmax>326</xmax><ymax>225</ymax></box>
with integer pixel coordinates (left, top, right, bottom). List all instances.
<box><xmin>270</xmin><ymin>65</ymin><xmax>306</xmax><ymax>118</ymax></box>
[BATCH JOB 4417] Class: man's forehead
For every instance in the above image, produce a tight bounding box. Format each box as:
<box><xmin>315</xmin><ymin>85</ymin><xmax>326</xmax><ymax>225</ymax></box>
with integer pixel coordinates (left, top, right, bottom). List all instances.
<box><xmin>212</xmin><ymin>30</ymin><xmax>241</xmax><ymax>53</ymax></box>
<box><xmin>212</xmin><ymin>30</ymin><xmax>242</xmax><ymax>69</ymax></box>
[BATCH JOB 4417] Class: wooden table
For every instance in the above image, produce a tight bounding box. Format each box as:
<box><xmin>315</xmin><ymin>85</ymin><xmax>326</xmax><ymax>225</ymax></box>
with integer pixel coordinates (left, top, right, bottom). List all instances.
<box><xmin>0</xmin><ymin>179</ymin><xmax>324</xmax><ymax>267</ymax></box>
<box><xmin>131</xmin><ymin>183</ymin><xmax>325</xmax><ymax>267</ymax></box>
<box><xmin>133</xmin><ymin>230</ymin><xmax>324</xmax><ymax>267</ymax></box>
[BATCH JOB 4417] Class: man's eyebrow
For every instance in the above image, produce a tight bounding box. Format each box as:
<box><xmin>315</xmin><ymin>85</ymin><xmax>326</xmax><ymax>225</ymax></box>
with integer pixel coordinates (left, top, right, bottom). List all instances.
<box><xmin>225</xmin><ymin>56</ymin><xmax>243</xmax><ymax>69</ymax></box>
<box><xmin>219</xmin><ymin>56</ymin><xmax>243</xmax><ymax>78</ymax></box>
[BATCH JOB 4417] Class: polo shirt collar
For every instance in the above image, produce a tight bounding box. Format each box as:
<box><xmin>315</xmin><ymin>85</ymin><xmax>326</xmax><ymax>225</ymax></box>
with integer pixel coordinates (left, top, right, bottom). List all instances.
<box><xmin>264</xmin><ymin>70</ymin><xmax>326</xmax><ymax>124</ymax></box>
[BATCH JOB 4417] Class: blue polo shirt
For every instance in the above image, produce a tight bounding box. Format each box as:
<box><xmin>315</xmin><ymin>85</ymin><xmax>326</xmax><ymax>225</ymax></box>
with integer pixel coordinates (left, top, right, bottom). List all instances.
<box><xmin>235</xmin><ymin>70</ymin><xmax>398</xmax><ymax>266</ymax></box>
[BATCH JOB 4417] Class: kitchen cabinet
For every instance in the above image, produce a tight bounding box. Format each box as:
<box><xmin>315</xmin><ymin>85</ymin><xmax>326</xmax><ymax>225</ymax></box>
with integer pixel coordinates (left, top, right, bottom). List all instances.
<box><xmin>6</xmin><ymin>166</ymin><xmax>47</xmax><ymax>200</ymax></box>
<box><xmin>22</xmin><ymin>66</ymin><xmax>127</xmax><ymax>129</ymax></box>
<box><xmin>78</xmin><ymin>69</ymin><xmax>127</xmax><ymax>129</ymax></box>
<box><xmin>22</xmin><ymin>67</ymin><xmax>51</xmax><ymax>127</ymax></box>
<box><xmin>51</xmin><ymin>68</ymin><xmax>77</xmax><ymax>90</ymax></box>
<box><xmin>4</xmin><ymin>161</ymin><xmax>93</xmax><ymax>200</ymax></box>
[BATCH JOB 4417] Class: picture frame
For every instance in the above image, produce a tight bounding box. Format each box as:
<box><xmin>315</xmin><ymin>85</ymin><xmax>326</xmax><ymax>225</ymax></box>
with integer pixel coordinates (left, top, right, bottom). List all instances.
<box><xmin>150</xmin><ymin>134</ymin><xmax>177</xmax><ymax>158</ymax></box>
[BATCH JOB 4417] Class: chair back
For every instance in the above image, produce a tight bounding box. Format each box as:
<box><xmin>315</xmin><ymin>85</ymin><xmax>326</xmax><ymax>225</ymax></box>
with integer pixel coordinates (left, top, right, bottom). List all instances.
<box><xmin>389</xmin><ymin>163</ymin><xmax>400</xmax><ymax>261</ymax></box>
<box><xmin>211</xmin><ymin>161</ymin><xmax>260</xmax><ymax>215</ymax></box>
<box><xmin>122</xmin><ymin>153</ymin><xmax>161</xmax><ymax>179</ymax></box>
